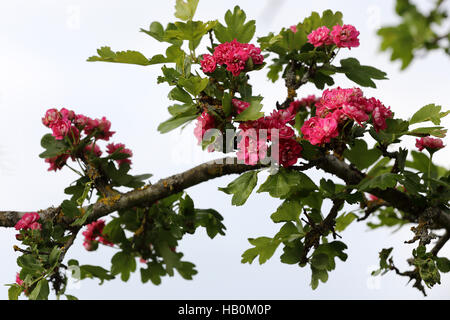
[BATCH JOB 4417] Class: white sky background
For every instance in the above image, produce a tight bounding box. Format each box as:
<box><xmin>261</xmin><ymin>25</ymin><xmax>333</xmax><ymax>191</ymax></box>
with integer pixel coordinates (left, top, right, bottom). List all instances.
<box><xmin>0</xmin><ymin>0</ymin><xmax>449</xmax><ymax>299</ymax></box>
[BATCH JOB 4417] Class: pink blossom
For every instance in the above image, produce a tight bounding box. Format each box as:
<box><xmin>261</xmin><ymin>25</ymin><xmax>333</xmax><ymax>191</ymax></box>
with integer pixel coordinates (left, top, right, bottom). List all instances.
<box><xmin>106</xmin><ymin>143</ymin><xmax>133</xmax><ymax>166</ymax></box>
<box><xmin>85</xmin><ymin>144</ymin><xmax>103</xmax><ymax>158</ymax></box>
<box><xmin>15</xmin><ymin>212</ymin><xmax>40</xmax><ymax>230</ymax></box>
<box><xmin>301</xmin><ymin>116</ymin><xmax>339</xmax><ymax>146</ymax></box>
<box><xmin>290</xmin><ymin>25</ymin><xmax>298</xmax><ymax>33</ymax></box>
<box><xmin>200</xmin><ymin>54</ymin><xmax>216</xmax><ymax>73</ymax></box>
<box><xmin>45</xmin><ymin>154</ymin><xmax>69</xmax><ymax>171</ymax></box>
<box><xmin>415</xmin><ymin>137</ymin><xmax>445</xmax><ymax>152</ymax></box>
<box><xmin>278</xmin><ymin>139</ymin><xmax>302</xmax><ymax>167</ymax></box>
<box><xmin>371</xmin><ymin>104</ymin><xmax>392</xmax><ymax>132</ymax></box>
<box><xmin>307</xmin><ymin>26</ymin><xmax>333</xmax><ymax>47</ymax></box>
<box><xmin>232</xmin><ymin>99</ymin><xmax>250</xmax><ymax>114</ymax></box>
<box><xmin>42</xmin><ymin>108</ymin><xmax>61</xmax><ymax>127</ymax></box>
<box><xmin>84</xmin><ymin>117</ymin><xmax>115</xmax><ymax>141</ymax></box>
<box><xmin>342</xmin><ymin>104</ymin><xmax>369</xmax><ymax>125</ymax></box>
<box><xmin>51</xmin><ymin>119</ymin><xmax>71</xmax><ymax>140</ymax></box>
<box><xmin>59</xmin><ymin>108</ymin><xmax>75</xmax><ymax>121</ymax></box>
<box><xmin>330</xmin><ymin>24</ymin><xmax>360</xmax><ymax>48</ymax></box>
<box><xmin>82</xmin><ymin>220</ymin><xmax>114</xmax><ymax>251</ymax></box>
<box><xmin>212</xmin><ymin>40</ymin><xmax>264</xmax><ymax>77</ymax></box>
<box><xmin>28</xmin><ymin>222</ymin><xmax>42</xmax><ymax>230</ymax></box>
<box><xmin>236</xmin><ymin>130</ymin><xmax>268</xmax><ymax>165</ymax></box>
<box><xmin>16</xmin><ymin>273</ymin><xmax>24</xmax><ymax>286</ymax></box>
<box><xmin>194</xmin><ymin>111</ymin><xmax>216</xmax><ymax>145</ymax></box>
<box><xmin>74</xmin><ymin>114</ymin><xmax>90</xmax><ymax>128</ymax></box>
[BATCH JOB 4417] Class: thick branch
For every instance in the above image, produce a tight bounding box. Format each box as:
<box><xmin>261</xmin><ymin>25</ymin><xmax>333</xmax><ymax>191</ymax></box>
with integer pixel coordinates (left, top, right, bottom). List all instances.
<box><xmin>1</xmin><ymin>154</ymin><xmax>449</xmax><ymax>234</ymax></box>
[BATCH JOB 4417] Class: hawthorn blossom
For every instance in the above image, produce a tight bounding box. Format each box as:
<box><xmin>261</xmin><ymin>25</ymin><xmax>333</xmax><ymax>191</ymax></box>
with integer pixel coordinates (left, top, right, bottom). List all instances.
<box><xmin>82</xmin><ymin>220</ymin><xmax>113</xmax><ymax>251</ymax></box>
<box><xmin>415</xmin><ymin>137</ymin><xmax>445</xmax><ymax>152</ymax></box>
<box><xmin>212</xmin><ymin>40</ymin><xmax>264</xmax><ymax>76</ymax></box>
<box><xmin>194</xmin><ymin>111</ymin><xmax>216</xmax><ymax>145</ymax></box>
<box><xmin>279</xmin><ymin>138</ymin><xmax>302</xmax><ymax>167</ymax></box>
<box><xmin>301</xmin><ymin>115</ymin><xmax>339</xmax><ymax>146</ymax></box>
<box><xmin>15</xmin><ymin>212</ymin><xmax>41</xmax><ymax>231</ymax></box>
<box><xmin>51</xmin><ymin>119</ymin><xmax>71</xmax><ymax>140</ymax></box>
<box><xmin>42</xmin><ymin>108</ymin><xmax>61</xmax><ymax>127</ymax></box>
<box><xmin>85</xmin><ymin>143</ymin><xmax>103</xmax><ymax>158</ymax></box>
<box><xmin>232</xmin><ymin>99</ymin><xmax>250</xmax><ymax>114</ymax></box>
<box><xmin>84</xmin><ymin>117</ymin><xmax>115</xmax><ymax>141</ymax></box>
<box><xmin>45</xmin><ymin>154</ymin><xmax>69</xmax><ymax>171</ymax></box>
<box><xmin>307</xmin><ymin>26</ymin><xmax>333</xmax><ymax>47</ymax></box>
<box><xmin>330</xmin><ymin>24</ymin><xmax>360</xmax><ymax>48</ymax></box>
<box><xmin>200</xmin><ymin>54</ymin><xmax>216</xmax><ymax>73</ymax></box>
<box><xmin>106</xmin><ymin>143</ymin><xmax>133</xmax><ymax>166</ymax></box>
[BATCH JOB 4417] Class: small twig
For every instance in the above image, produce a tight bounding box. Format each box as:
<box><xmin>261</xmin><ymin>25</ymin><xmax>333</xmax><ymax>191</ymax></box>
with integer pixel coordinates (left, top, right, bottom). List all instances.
<box><xmin>431</xmin><ymin>231</ymin><xmax>450</xmax><ymax>256</ymax></box>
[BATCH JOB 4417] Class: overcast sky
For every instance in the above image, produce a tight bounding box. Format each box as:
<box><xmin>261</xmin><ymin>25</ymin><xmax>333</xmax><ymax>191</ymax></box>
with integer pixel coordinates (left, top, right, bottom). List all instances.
<box><xmin>0</xmin><ymin>0</ymin><xmax>449</xmax><ymax>299</ymax></box>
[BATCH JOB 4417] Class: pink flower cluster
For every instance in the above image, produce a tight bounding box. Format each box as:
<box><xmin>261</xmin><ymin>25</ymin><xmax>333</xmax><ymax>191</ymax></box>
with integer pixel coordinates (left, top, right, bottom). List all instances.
<box><xmin>14</xmin><ymin>212</ymin><xmax>41</xmax><ymax>231</ymax></box>
<box><xmin>43</xmin><ymin>108</ymin><xmax>115</xmax><ymax>142</ymax></box>
<box><xmin>232</xmin><ymin>99</ymin><xmax>251</xmax><ymax>114</ymax></box>
<box><xmin>42</xmin><ymin>108</ymin><xmax>133</xmax><ymax>171</ymax></box>
<box><xmin>16</xmin><ymin>273</ymin><xmax>24</xmax><ymax>286</ymax></box>
<box><xmin>302</xmin><ymin>87</ymin><xmax>392</xmax><ymax>146</ymax></box>
<box><xmin>194</xmin><ymin>111</ymin><xmax>216</xmax><ymax>146</ymax></box>
<box><xmin>201</xmin><ymin>39</ymin><xmax>264</xmax><ymax>76</ymax></box>
<box><xmin>237</xmin><ymin>105</ymin><xmax>302</xmax><ymax>167</ymax></box>
<box><xmin>82</xmin><ymin>219</ymin><xmax>113</xmax><ymax>251</ymax></box>
<box><xmin>415</xmin><ymin>137</ymin><xmax>445</xmax><ymax>152</ymax></box>
<box><xmin>106</xmin><ymin>143</ymin><xmax>133</xmax><ymax>166</ymax></box>
<box><xmin>308</xmin><ymin>24</ymin><xmax>360</xmax><ymax>49</ymax></box>
<box><xmin>289</xmin><ymin>95</ymin><xmax>320</xmax><ymax>114</ymax></box>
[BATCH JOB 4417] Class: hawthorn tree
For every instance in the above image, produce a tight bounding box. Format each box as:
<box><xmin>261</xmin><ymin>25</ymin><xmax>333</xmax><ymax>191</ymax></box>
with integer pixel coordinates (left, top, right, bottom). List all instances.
<box><xmin>2</xmin><ymin>0</ymin><xmax>450</xmax><ymax>300</ymax></box>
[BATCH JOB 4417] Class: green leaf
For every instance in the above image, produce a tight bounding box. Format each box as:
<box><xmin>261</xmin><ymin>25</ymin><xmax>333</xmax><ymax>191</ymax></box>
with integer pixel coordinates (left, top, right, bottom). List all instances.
<box><xmin>78</xmin><ymin>265</ymin><xmax>115</xmax><ymax>284</ymax></box>
<box><xmin>60</xmin><ymin>200</ymin><xmax>80</xmax><ymax>219</ymax></box>
<box><xmin>222</xmin><ymin>92</ymin><xmax>232</xmax><ymax>117</ymax></box>
<box><xmin>65</xmin><ymin>294</ymin><xmax>78</xmax><ymax>300</ymax></box>
<box><xmin>111</xmin><ymin>251</ymin><xmax>136</xmax><ymax>282</ymax></box>
<box><xmin>168</xmin><ymin>86</ymin><xmax>193</xmax><ymax>103</ymax></box>
<box><xmin>270</xmin><ymin>199</ymin><xmax>302</xmax><ymax>223</ymax></box>
<box><xmin>103</xmin><ymin>218</ymin><xmax>126</xmax><ymax>243</ymax></box>
<box><xmin>141</xmin><ymin>262</ymin><xmax>166</xmax><ymax>285</ymax></box>
<box><xmin>157</xmin><ymin>112</ymin><xmax>198</xmax><ymax>134</ymax></box>
<box><xmin>8</xmin><ymin>285</ymin><xmax>23</xmax><ymax>300</ymax></box>
<box><xmin>369</xmin><ymin>118</ymin><xmax>410</xmax><ymax>144</ymax></box>
<box><xmin>338</xmin><ymin>58</ymin><xmax>388</xmax><ymax>88</ymax></box>
<box><xmin>39</xmin><ymin>134</ymin><xmax>68</xmax><ymax>159</ymax></box>
<box><xmin>157</xmin><ymin>241</ymin><xmax>181</xmax><ymax>276</ymax></box>
<box><xmin>358</xmin><ymin>173</ymin><xmax>402</xmax><ymax>191</ymax></box>
<box><xmin>335</xmin><ymin>212</ymin><xmax>358</xmax><ymax>232</ymax></box>
<box><xmin>29</xmin><ymin>279</ymin><xmax>49</xmax><ymax>300</ymax></box>
<box><xmin>344</xmin><ymin>139</ymin><xmax>382</xmax><ymax>170</ymax></box>
<box><xmin>241</xmin><ymin>237</ymin><xmax>280</xmax><ymax>265</ymax></box>
<box><xmin>407</xmin><ymin>126</ymin><xmax>447</xmax><ymax>138</ymax></box>
<box><xmin>257</xmin><ymin>167</ymin><xmax>317</xmax><ymax>198</ymax></box>
<box><xmin>280</xmin><ymin>240</ymin><xmax>304</xmax><ymax>264</ymax></box>
<box><xmin>70</xmin><ymin>205</ymin><xmax>93</xmax><ymax>227</ymax></box>
<box><xmin>219</xmin><ymin>171</ymin><xmax>258</xmax><ymax>206</ymax></box>
<box><xmin>214</xmin><ymin>6</ymin><xmax>256</xmax><ymax>43</ymax></box>
<box><xmin>310</xmin><ymin>266</ymin><xmax>328</xmax><ymax>290</ymax></box>
<box><xmin>377</xmin><ymin>25</ymin><xmax>414</xmax><ymax>70</ymax></box>
<box><xmin>234</xmin><ymin>99</ymin><xmax>264</xmax><ymax>121</ymax></box>
<box><xmin>178</xmin><ymin>76</ymin><xmax>209</xmax><ymax>96</ymax></box>
<box><xmin>194</xmin><ymin>208</ymin><xmax>226</xmax><ymax>239</ymax></box>
<box><xmin>166</xmin><ymin>20</ymin><xmax>217</xmax><ymax>43</ymax></box>
<box><xmin>436</xmin><ymin>257</ymin><xmax>450</xmax><ymax>273</ymax></box>
<box><xmin>176</xmin><ymin>261</ymin><xmax>198</xmax><ymax>280</ymax></box>
<box><xmin>174</xmin><ymin>0</ymin><xmax>199</xmax><ymax>21</ymax></box>
<box><xmin>409</xmin><ymin>104</ymin><xmax>450</xmax><ymax>126</ymax></box>
<box><xmin>48</xmin><ymin>246</ymin><xmax>62</xmax><ymax>266</ymax></box>
<box><xmin>87</xmin><ymin>47</ymin><xmax>150</xmax><ymax>66</ymax></box>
